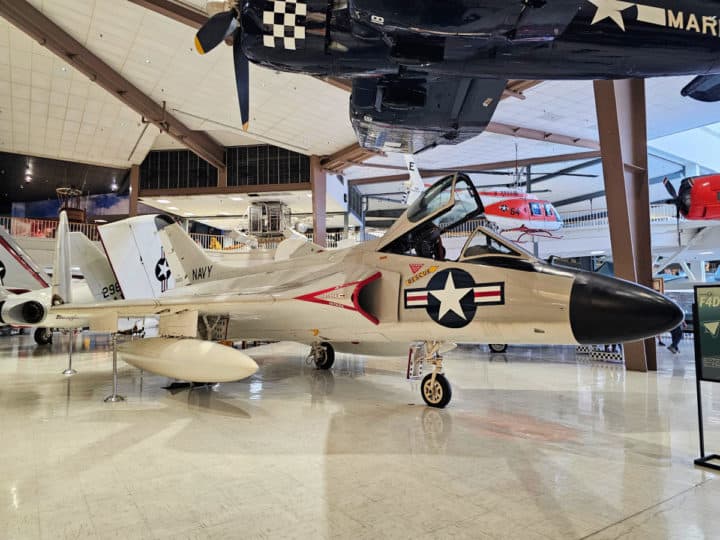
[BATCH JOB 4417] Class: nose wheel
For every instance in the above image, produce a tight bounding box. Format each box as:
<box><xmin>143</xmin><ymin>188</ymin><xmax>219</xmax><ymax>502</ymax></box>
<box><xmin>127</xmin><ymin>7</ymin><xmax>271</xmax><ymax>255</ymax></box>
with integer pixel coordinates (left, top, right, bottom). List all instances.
<box><xmin>410</xmin><ymin>340</ymin><xmax>452</xmax><ymax>408</ymax></box>
<box><xmin>421</xmin><ymin>372</ymin><xmax>452</xmax><ymax>408</ymax></box>
<box><xmin>308</xmin><ymin>341</ymin><xmax>335</xmax><ymax>370</ymax></box>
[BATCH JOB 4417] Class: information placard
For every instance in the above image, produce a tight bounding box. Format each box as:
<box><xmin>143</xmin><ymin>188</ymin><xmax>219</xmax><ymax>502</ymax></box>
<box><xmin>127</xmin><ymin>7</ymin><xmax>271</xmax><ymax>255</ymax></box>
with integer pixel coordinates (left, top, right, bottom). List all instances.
<box><xmin>694</xmin><ymin>285</ymin><xmax>720</xmax><ymax>383</ymax></box>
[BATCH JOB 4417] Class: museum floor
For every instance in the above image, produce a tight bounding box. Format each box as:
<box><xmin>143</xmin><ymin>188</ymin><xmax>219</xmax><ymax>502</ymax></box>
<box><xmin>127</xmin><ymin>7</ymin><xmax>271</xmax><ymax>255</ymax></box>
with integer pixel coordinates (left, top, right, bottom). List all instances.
<box><xmin>1</xmin><ymin>334</ymin><xmax>719</xmax><ymax>540</ymax></box>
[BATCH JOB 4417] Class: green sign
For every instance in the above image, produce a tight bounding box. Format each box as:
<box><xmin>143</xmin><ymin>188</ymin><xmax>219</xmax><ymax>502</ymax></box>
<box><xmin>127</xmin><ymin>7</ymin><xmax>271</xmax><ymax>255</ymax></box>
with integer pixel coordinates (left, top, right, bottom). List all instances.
<box><xmin>695</xmin><ymin>286</ymin><xmax>720</xmax><ymax>383</ymax></box>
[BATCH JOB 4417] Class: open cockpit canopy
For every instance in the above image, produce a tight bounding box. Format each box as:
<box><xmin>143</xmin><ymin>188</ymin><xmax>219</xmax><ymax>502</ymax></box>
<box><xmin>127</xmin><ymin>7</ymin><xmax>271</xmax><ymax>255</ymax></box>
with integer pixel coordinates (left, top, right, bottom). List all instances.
<box><xmin>378</xmin><ymin>172</ymin><xmax>536</xmax><ymax>263</ymax></box>
<box><xmin>377</xmin><ymin>173</ymin><xmax>483</xmax><ymax>252</ymax></box>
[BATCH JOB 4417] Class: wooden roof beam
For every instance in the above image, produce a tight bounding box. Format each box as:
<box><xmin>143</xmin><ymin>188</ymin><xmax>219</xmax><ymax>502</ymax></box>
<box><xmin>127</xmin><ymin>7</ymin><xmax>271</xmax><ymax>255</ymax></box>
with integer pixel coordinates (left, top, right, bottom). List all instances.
<box><xmin>127</xmin><ymin>0</ymin><xmax>206</xmax><ymax>29</ymax></box>
<box><xmin>0</xmin><ymin>0</ymin><xmax>226</xmax><ymax>168</ymax></box>
<box><xmin>322</xmin><ymin>143</ymin><xmax>382</xmax><ymax>173</ymax></box>
<box><xmin>348</xmin><ymin>151</ymin><xmax>602</xmax><ymax>187</ymax></box>
<box><xmin>485</xmin><ymin>122</ymin><xmax>600</xmax><ymax>150</ymax></box>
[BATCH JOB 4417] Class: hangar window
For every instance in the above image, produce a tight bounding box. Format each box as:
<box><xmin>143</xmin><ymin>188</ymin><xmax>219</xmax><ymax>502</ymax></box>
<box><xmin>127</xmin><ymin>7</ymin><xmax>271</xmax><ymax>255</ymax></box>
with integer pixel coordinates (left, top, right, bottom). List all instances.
<box><xmin>530</xmin><ymin>202</ymin><xmax>542</xmax><ymax>216</ymax></box>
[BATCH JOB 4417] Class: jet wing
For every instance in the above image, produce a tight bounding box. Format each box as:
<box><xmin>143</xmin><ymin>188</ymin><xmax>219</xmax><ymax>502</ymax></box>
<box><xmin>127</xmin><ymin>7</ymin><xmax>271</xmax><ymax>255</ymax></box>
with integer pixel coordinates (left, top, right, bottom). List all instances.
<box><xmin>49</xmin><ymin>269</ymin><xmax>385</xmax><ymax>330</ymax></box>
<box><xmin>350</xmin><ymin>75</ymin><xmax>507</xmax><ymax>153</ymax></box>
<box><xmin>49</xmin><ymin>293</ymin><xmax>275</xmax><ymax>325</ymax></box>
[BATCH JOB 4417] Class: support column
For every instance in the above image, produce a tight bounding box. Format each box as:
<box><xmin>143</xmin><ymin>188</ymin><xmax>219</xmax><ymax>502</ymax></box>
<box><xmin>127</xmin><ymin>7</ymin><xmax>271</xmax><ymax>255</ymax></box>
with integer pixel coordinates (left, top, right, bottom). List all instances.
<box><xmin>310</xmin><ymin>156</ymin><xmax>327</xmax><ymax>247</ymax></box>
<box><xmin>217</xmin><ymin>166</ymin><xmax>227</xmax><ymax>188</ymax></box>
<box><xmin>129</xmin><ymin>164</ymin><xmax>139</xmax><ymax>217</ymax></box>
<box><xmin>593</xmin><ymin>79</ymin><xmax>656</xmax><ymax>372</ymax></box>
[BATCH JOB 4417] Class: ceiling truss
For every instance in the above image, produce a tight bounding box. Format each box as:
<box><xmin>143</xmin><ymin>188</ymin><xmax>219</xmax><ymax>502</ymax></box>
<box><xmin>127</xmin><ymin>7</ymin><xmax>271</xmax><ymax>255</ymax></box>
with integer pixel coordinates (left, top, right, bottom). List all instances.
<box><xmin>0</xmin><ymin>0</ymin><xmax>226</xmax><ymax>168</ymax></box>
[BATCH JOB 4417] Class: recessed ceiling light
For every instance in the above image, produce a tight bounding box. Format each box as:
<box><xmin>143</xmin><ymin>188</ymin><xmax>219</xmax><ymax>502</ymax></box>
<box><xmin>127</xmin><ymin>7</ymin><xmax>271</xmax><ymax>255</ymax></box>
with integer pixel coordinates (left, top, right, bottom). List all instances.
<box><xmin>184</xmin><ymin>212</ymin><xmax>195</xmax><ymax>217</ymax></box>
<box><xmin>700</xmin><ymin>251</ymin><xmax>714</xmax><ymax>255</ymax></box>
<box><xmin>144</xmin><ymin>58</ymin><xmax>151</xmax><ymax>64</ymax></box>
<box><xmin>25</xmin><ymin>175</ymin><xmax>31</xmax><ymax>182</ymax></box>
<box><xmin>230</xmin><ymin>196</ymin><xmax>244</xmax><ymax>201</ymax></box>
<box><xmin>61</xmin><ymin>66</ymin><xmax>67</xmax><ymax>72</ymax></box>
<box><xmin>306</xmin><ymin>193</ymin><xmax>313</xmax><ymax>198</ymax></box>
<box><xmin>94</xmin><ymin>219</ymin><xmax>107</xmax><ymax>223</ymax></box>
<box><xmin>219</xmin><ymin>212</ymin><xmax>230</xmax><ymax>216</ymax></box>
<box><xmin>156</xmin><ymin>199</ymin><xmax>170</xmax><ymax>204</ymax></box>
<box><xmin>167</xmin><ymin>206</ymin><xmax>178</xmax><ymax>211</ymax></box>
<box><xmin>591</xmin><ymin>250</ymin><xmax>605</xmax><ymax>255</ymax></box>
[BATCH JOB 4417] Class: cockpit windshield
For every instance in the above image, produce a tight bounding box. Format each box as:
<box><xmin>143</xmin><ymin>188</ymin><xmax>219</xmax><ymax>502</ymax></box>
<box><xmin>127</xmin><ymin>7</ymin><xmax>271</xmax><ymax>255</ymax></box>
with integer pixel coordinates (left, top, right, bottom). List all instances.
<box><xmin>406</xmin><ymin>174</ymin><xmax>482</xmax><ymax>229</ymax></box>
<box><xmin>459</xmin><ymin>227</ymin><xmax>533</xmax><ymax>261</ymax></box>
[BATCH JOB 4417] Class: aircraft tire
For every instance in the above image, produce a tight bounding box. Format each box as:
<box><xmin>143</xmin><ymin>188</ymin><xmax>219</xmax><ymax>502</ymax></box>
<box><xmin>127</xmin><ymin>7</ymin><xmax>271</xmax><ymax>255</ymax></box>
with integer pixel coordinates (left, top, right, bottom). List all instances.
<box><xmin>315</xmin><ymin>342</ymin><xmax>335</xmax><ymax>370</ymax></box>
<box><xmin>421</xmin><ymin>373</ymin><xmax>452</xmax><ymax>408</ymax></box>
<box><xmin>489</xmin><ymin>343</ymin><xmax>507</xmax><ymax>353</ymax></box>
<box><xmin>34</xmin><ymin>327</ymin><xmax>53</xmax><ymax>345</ymax></box>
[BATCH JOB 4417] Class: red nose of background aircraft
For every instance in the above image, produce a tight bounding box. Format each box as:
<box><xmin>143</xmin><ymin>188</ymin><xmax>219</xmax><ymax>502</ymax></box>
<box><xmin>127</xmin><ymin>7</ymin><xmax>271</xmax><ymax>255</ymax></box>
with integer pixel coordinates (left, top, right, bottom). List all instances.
<box><xmin>664</xmin><ymin>175</ymin><xmax>720</xmax><ymax>220</ymax></box>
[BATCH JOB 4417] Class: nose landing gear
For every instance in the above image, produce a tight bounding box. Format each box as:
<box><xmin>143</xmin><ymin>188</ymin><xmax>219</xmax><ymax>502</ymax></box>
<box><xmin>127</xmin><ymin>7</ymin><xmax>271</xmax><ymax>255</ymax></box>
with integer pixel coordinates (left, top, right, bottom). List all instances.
<box><xmin>409</xmin><ymin>341</ymin><xmax>452</xmax><ymax>408</ymax></box>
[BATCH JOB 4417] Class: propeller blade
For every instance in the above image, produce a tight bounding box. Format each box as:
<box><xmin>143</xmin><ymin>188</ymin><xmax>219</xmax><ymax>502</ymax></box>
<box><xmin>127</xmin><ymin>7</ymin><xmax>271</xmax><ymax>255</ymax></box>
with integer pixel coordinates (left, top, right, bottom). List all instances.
<box><xmin>233</xmin><ymin>32</ymin><xmax>249</xmax><ymax>131</ymax></box>
<box><xmin>663</xmin><ymin>177</ymin><xmax>679</xmax><ymax>201</ymax></box>
<box><xmin>195</xmin><ymin>9</ymin><xmax>237</xmax><ymax>55</ymax></box>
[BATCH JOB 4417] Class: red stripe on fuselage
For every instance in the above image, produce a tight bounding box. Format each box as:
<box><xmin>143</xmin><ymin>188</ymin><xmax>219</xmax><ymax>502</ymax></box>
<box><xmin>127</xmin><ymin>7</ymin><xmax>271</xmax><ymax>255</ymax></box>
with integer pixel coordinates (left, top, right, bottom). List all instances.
<box><xmin>474</xmin><ymin>291</ymin><xmax>500</xmax><ymax>298</ymax></box>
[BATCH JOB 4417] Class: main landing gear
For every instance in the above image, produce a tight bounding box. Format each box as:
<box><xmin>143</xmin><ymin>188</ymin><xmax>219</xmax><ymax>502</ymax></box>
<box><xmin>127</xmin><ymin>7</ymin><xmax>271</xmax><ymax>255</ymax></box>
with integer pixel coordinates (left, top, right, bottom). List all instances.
<box><xmin>411</xmin><ymin>341</ymin><xmax>452</xmax><ymax>408</ymax></box>
<box><xmin>308</xmin><ymin>341</ymin><xmax>335</xmax><ymax>370</ymax></box>
<box><xmin>34</xmin><ymin>327</ymin><xmax>53</xmax><ymax>345</ymax></box>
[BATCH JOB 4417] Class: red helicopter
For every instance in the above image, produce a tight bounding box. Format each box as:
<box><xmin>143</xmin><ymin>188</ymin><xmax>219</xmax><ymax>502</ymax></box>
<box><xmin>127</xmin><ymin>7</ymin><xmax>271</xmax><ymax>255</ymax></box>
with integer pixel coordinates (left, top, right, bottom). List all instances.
<box><xmin>478</xmin><ymin>190</ymin><xmax>563</xmax><ymax>242</ymax></box>
<box><xmin>663</xmin><ymin>175</ymin><xmax>720</xmax><ymax>220</ymax></box>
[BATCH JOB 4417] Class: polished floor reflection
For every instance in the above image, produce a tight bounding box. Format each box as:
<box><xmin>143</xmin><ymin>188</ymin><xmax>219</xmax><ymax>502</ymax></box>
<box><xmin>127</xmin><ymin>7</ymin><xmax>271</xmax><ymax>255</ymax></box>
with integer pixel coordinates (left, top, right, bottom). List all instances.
<box><xmin>1</xmin><ymin>333</ymin><xmax>719</xmax><ymax>539</ymax></box>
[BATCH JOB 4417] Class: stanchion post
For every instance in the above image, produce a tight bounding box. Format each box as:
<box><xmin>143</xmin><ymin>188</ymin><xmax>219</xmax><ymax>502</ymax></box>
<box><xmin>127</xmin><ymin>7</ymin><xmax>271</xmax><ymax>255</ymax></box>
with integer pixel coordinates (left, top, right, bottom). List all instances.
<box><xmin>62</xmin><ymin>329</ymin><xmax>77</xmax><ymax>376</ymax></box>
<box><xmin>104</xmin><ymin>333</ymin><xmax>125</xmax><ymax>403</ymax></box>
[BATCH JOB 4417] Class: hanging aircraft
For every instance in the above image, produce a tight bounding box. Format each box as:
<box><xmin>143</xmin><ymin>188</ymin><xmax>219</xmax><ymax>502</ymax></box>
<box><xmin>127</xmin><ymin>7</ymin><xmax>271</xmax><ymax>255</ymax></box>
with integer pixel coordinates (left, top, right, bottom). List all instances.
<box><xmin>50</xmin><ymin>174</ymin><xmax>682</xmax><ymax>408</ymax></box>
<box><xmin>663</xmin><ymin>175</ymin><xmax>720</xmax><ymax>220</ymax></box>
<box><xmin>194</xmin><ymin>0</ymin><xmax>720</xmax><ymax>153</ymax></box>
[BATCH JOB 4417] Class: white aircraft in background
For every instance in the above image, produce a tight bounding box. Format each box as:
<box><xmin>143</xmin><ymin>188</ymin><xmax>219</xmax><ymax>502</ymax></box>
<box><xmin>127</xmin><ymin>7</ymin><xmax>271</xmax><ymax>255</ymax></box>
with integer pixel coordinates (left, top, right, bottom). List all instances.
<box><xmin>0</xmin><ymin>213</ymin><xmax>122</xmax><ymax>344</ymax></box>
<box><xmin>0</xmin><ymin>225</ymin><xmax>52</xmax><ymax>293</ymax></box>
<box><xmin>49</xmin><ymin>174</ymin><xmax>682</xmax><ymax>407</ymax></box>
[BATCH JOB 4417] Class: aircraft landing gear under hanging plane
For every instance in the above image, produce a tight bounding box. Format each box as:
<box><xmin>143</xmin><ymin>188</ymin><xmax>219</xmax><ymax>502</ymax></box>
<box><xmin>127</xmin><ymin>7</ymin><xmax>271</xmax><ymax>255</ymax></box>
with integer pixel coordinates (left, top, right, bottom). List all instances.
<box><xmin>308</xmin><ymin>341</ymin><xmax>335</xmax><ymax>370</ymax></box>
<box><xmin>409</xmin><ymin>341</ymin><xmax>452</xmax><ymax>408</ymax></box>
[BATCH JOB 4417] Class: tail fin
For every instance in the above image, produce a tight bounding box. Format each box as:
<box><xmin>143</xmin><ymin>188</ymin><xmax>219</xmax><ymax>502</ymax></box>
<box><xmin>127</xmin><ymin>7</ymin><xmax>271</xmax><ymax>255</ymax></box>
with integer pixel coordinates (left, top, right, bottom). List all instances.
<box><xmin>0</xmin><ymin>225</ymin><xmax>50</xmax><ymax>290</ymax></box>
<box><xmin>51</xmin><ymin>211</ymin><xmax>72</xmax><ymax>305</ymax></box>
<box><xmin>154</xmin><ymin>215</ymin><xmax>217</xmax><ymax>287</ymax></box>
<box><xmin>98</xmin><ymin>215</ymin><xmax>176</xmax><ymax>299</ymax></box>
<box><xmin>403</xmin><ymin>154</ymin><xmax>425</xmax><ymax>206</ymax></box>
<box><xmin>98</xmin><ymin>215</ymin><xmax>220</xmax><ymax>298</ymax></box>
<box><xmin>69</xmin><ymin>232</ymin><xmax>123</xmax><ymax>301</ymax></box>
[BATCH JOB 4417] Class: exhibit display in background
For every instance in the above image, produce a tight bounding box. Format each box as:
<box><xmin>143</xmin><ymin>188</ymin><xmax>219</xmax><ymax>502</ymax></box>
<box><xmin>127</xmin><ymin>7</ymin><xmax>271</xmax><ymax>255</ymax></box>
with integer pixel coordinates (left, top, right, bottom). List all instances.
<box><xmin>12</xmin><ymin>194</ymin><xmax>156</xmax><ymax>221</ymax></box>
<box><xmin>695</xmin><ymin>285</ymin><xmax>720</xmax><ymax>383</ymax></box>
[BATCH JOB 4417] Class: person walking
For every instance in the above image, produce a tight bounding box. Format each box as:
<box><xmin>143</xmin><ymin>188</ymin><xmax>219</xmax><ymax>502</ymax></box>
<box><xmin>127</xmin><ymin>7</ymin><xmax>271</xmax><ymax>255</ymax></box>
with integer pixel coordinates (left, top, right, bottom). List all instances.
<box><xmin>667</xmin><ymin>318</ymin><xmax>687</xmax><ymax>354</ymax></box>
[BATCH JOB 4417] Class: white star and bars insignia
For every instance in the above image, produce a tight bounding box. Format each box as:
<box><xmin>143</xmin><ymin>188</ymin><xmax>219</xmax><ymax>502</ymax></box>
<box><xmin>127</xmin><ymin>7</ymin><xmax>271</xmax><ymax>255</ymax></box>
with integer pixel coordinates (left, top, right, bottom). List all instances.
<box><xmin>404</xmin><ymin>268</ymin><xmax>504</xmax><ymax>329</ymax></box>
<box><xmin>405</xmin><ymin>283</ymin><xmax>504</xmax><ymax>309</ymax></box>
<box><xmin>262</xmin><ymin>0</ymin><xmax>307</xmax><ymax>50</ymax></box>
<box><xmin>586</xmin><ymin>0</ymin><xmax>715</xmax><ymax>36</ymax></box>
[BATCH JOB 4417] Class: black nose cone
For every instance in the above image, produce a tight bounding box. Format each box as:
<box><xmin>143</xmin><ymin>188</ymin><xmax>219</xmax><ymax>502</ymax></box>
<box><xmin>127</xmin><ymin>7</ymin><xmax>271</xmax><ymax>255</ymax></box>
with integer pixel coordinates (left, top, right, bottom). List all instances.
<box><xmin>570</xmin><ymin>272</ymin><xmax>683</xmax><ymax>344</ymax></box>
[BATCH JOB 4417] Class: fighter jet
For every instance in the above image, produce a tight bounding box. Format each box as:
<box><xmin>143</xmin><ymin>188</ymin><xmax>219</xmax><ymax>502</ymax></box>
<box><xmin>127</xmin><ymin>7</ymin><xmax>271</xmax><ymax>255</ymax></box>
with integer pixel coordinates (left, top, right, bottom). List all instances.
<box><xmin>51</xmin><ymin>174</ymin><xmax>682</xmax><ymax>407</ymax></box>
<box><xmin>194</xmin><ymin>0</ymin><xmax>720</xmax><ymax>152</ymax></box>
